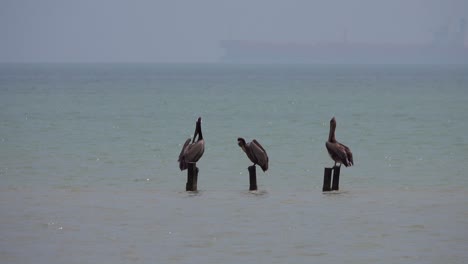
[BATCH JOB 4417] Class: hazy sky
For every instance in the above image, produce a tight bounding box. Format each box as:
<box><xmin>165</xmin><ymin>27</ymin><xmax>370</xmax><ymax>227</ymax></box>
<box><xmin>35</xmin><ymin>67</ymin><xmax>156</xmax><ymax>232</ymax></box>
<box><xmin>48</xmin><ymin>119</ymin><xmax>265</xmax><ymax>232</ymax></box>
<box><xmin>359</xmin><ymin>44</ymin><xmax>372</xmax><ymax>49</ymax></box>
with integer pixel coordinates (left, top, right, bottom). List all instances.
<box><xmin>1</xmin><ymin>0</ymin><xmax>467</xmax><ymax>62</ymax></box>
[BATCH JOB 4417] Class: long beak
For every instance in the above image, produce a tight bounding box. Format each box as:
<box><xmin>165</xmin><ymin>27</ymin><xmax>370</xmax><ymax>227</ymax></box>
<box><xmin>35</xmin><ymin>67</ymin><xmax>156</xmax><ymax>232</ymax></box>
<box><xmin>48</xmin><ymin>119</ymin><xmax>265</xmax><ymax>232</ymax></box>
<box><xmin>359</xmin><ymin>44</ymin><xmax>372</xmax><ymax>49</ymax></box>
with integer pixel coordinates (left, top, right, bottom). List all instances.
<box><xmin>192</xmin><ymin>126</ymin><xmax>198</xmax><ymax>143</ymax></box>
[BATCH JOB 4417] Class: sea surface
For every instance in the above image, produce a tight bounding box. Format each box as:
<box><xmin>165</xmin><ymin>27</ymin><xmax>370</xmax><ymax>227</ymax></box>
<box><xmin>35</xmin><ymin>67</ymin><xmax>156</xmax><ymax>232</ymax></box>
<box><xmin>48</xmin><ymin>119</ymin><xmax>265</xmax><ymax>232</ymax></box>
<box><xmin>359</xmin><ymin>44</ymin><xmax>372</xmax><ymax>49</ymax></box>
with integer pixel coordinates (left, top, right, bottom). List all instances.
<box><xmin>1</xmin><ymin>63</ymin><xmax>467</xmax><ymax>263</ymax></box>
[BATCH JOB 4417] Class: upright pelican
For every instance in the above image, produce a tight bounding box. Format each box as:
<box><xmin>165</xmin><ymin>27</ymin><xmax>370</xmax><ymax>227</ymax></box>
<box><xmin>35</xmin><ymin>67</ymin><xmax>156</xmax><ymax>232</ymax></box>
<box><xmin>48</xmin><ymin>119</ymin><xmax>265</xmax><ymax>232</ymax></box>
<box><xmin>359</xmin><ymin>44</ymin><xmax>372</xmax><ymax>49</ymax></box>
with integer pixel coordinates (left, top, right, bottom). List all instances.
<box><xmin>325</xmin><ymin>117</ymin><xmax>354</xmax><ymax>167</ymax></box>
<box><xmin>237</xmin><ymin>138</ymin><xmax>269</xmax><ymax>172</ymax></box>
<box><xmin>178</xmin><ymin>117</ymin><xmax>205</xmax><ymax>171</ymax></box>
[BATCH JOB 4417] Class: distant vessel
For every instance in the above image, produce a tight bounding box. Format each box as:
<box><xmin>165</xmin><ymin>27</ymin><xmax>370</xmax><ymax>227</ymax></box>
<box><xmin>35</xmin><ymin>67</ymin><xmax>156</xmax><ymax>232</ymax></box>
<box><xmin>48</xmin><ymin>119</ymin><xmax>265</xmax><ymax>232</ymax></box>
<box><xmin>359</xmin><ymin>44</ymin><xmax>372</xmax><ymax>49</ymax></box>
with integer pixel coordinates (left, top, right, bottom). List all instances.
<box><xmin>220</xmin><ymin>19</ymin><xmax>468</xmax><ymax>64</ymax></box>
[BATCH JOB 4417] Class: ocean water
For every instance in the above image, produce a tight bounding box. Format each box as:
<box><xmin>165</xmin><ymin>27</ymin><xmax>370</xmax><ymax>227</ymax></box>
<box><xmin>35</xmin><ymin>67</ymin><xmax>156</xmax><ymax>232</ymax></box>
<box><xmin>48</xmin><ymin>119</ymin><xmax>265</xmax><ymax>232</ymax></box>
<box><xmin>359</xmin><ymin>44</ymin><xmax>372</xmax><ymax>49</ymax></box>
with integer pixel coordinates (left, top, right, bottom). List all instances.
<box><xmin>1</xmin><ymin>63</ymin><xmax>467</xmax><ymax>263</ymax></box>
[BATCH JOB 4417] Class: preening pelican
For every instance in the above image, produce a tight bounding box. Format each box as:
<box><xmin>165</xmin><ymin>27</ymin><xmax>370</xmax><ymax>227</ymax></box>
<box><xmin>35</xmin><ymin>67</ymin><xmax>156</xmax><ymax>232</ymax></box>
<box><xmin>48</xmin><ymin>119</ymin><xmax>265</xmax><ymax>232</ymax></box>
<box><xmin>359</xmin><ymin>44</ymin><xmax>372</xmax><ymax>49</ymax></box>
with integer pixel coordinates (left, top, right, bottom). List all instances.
<box><xmin>325</xmin><ymin>117</ymin><xmax>354</xmax><ymax>167</ymax></box>
<box><xmin>237</xmin><ymin>138</ymin><xmax>269</xmax><ymax>172</ymax></box>
<box><xmin>178</xmin><ymin>117</ymin><xmax>205</xmax><ymax>171</ymax></box>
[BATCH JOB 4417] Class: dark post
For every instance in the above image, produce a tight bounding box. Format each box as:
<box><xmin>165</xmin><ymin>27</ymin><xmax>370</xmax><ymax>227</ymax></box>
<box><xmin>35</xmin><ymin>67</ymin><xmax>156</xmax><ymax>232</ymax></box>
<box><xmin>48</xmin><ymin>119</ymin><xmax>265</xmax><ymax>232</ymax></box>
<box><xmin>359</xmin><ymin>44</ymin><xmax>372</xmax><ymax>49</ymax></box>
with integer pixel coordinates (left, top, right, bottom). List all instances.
<box><xmin>332</xmin><ymin>166</ymin><xmax>341</xmax><ymax>191</ymax></box>
<box><xmin>323</xmin><ymin>167</ymin><xmax>332</xmax><ymax>192</ymax></box>
<box><xmin>186</xmin><ymin>162</ymin><xmax>198</xmax><ymax>191</ymax></box>
<box><xmin>248</xmin><ymin>165</ymin><xmax>257</xmax><ymax>191</ymax></box>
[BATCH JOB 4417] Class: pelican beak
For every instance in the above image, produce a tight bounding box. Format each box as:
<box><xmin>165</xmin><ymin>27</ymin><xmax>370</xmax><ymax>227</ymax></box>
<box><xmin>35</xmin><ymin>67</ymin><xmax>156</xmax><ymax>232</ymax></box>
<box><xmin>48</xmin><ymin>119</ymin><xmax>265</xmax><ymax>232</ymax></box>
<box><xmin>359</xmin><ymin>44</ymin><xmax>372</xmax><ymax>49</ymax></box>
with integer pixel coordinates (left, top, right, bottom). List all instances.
<box><xmin>192</xmin><ymin>126</ymin><xmax>198</xmax><ymax>143</ymax></box>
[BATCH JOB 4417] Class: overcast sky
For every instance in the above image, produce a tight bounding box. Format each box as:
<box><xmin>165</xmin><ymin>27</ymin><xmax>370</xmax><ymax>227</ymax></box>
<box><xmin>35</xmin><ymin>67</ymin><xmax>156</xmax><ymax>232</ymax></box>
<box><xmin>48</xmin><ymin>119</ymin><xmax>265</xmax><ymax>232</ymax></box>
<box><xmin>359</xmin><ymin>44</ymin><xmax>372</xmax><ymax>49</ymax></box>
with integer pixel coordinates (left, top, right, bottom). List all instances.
<box><xmin>1</xmin><ymin>0</ymin><xmax>467</xmax><ymax>62</ymax></box>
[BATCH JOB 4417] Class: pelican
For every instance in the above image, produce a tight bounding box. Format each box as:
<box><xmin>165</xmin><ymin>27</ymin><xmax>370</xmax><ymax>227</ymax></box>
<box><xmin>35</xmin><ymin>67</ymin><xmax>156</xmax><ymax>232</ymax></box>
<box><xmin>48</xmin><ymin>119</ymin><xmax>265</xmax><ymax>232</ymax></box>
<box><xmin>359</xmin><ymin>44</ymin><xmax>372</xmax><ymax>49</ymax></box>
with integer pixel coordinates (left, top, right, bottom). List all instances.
<box><xmin>237</xmin><ymin>138</ymin><xmax>269</xmax><ymax>172</ymax></box>
<box><xmin>325</xmin><ymin>117</ymin><xmax>354</xmax><ymax>167</ymax></box>
<box><xmin>178</xmin><ymin>117</ymin><xmax>205</xmax><ymax>171</ymax></box>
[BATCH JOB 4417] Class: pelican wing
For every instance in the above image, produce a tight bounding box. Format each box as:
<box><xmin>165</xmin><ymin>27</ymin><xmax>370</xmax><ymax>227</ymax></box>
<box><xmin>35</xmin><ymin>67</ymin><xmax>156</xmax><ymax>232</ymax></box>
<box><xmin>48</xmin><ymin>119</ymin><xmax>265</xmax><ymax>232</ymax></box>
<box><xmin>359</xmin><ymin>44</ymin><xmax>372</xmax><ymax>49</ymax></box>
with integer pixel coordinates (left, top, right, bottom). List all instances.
<box><xmin>252</xmin><ymin>139</ymin><xmax>269</xmax><ymax>172</ymax></box>
<box><xmin>252</xmin><ymin>139</ymin><xmax>267</xmax><ymax>153</ymax></box>
<box><xmin>326</xmin><ymin>141</ymin><xmax>352</xmax><ymax>166</ymax></box>
<box><xmin>178</xmin><ymin>138</ymin><xmax>191</xmax><ymax>162</ymax></box>
<box><xmin>340</xmin><ymin>143</ymin><xmax>354</xmax><ymax>166</ymax></box>
<box><xmin>243</xmin><ymin>142</ymin><xmax>257</xmax><ymax>164</ymax></box>
<box><xmin>178</xmin><ymin>138</ymin><xmax>192</xmax><ymax>170</ymax></box>
<box><xmin>183</xmin><ymin>139</ymin><xmax>205</xmax><ymax>163</ymax></box>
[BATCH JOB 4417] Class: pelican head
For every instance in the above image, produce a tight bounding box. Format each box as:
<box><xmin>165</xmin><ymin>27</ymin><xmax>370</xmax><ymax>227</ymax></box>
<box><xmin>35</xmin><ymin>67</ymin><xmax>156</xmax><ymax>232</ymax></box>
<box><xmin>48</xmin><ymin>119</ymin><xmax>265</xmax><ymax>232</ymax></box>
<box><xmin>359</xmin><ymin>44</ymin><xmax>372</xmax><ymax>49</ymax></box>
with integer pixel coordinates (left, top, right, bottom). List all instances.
<box><xmin>330</xmin><ymin>116</ymin><xmax>336</xmax><ymax>128</ymax></box>
<box><xmin>237</xmin><ymin>137</ymin><xmax>246</xmax><ymax>147</ymax></box>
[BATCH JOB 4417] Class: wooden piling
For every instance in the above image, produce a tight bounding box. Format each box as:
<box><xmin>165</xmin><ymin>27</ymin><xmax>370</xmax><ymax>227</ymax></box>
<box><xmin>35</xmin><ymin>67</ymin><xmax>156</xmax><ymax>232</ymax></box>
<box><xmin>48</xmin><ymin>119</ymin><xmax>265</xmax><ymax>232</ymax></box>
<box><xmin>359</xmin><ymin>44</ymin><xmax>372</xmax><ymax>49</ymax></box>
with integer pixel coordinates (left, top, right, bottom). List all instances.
<box><xmin>248</xmin><ymin>165</ymin><xmax>257</xmax><ymax>191</ymax></box>
<box><xmin>332</xmin><ymin>166</ymin><xmax>340</xmax><ymax>191</ymax></box>
<box><xmin>186</xmin><ymin>162</ymin><xmax>198</xmax><ymax>191</ymax></box>
<box><xmin>323</xmin><ymin>167</ymin><xmax>332</xmax><ymax>192</ymax></box>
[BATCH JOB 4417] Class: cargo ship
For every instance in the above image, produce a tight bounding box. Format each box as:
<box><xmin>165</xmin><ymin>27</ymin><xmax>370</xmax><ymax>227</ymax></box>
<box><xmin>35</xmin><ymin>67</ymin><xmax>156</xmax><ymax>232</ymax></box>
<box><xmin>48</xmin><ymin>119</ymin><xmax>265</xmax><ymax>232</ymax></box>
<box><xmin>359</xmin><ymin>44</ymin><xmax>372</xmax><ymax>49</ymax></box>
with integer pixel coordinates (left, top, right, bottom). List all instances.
<box><xmin>220</xmin><ymin>19</ymin><xmax>468</xmax><ymax>64</ymax></box>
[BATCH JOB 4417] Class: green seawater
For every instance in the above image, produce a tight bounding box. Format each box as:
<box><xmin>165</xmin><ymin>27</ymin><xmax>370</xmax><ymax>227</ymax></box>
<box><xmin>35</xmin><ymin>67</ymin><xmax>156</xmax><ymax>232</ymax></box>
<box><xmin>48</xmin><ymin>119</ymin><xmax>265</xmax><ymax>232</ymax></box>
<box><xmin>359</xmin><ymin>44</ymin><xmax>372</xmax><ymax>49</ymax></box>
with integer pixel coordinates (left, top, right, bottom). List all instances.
<box><xmin>1</xmin><ymin>63</ymin><xmax>467</xmax><ymax>264</ymax></box>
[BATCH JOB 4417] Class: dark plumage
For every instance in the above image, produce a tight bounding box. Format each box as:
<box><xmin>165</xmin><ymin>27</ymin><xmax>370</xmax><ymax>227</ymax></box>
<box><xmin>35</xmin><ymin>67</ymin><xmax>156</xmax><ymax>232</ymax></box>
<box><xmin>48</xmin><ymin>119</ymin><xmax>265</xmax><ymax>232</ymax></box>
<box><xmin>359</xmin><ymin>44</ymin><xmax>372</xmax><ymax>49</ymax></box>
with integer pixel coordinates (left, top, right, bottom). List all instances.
<box><xmin>325</xmin><ymin>117</ymin><xmax>354</xmax><ymax>167</ymax></box>
<box><xmin>237</xmin><ymin>138</ymin><xmax>269</xmax><ymax>172</ymax></box>
<box><xmin>178</xmin><ymin>117</ymin><xmax>205</xmax><ymax>171</ymax></box>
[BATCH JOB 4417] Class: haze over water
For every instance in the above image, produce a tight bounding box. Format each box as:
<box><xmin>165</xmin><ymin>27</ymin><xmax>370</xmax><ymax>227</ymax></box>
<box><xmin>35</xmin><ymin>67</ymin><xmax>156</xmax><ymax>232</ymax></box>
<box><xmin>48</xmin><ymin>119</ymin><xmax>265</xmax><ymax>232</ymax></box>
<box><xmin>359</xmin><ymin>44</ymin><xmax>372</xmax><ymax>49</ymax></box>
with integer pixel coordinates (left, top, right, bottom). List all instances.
<box><xmin>1</xmin><ymin>63</ymin><xmax>468</xmax><ymax>263</ymax></box>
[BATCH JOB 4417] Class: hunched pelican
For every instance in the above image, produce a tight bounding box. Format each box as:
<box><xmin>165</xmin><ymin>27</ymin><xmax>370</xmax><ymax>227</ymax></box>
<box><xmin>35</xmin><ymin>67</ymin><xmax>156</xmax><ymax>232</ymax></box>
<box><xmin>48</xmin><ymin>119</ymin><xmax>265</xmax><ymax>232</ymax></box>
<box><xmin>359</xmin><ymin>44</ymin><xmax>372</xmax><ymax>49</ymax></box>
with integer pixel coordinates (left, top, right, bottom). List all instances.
<box><xmin>237</xmin><ymin>138</ymin><xmax>269</xmax><ymax>172</ymax></box>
